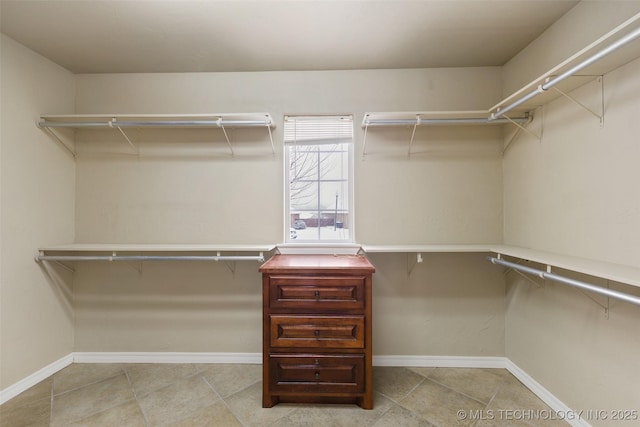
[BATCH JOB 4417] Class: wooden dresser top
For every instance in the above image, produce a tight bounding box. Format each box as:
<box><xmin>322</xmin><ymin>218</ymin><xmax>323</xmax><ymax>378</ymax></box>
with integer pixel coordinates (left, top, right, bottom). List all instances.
<box><xmin>259</xmin><ymin>254</ymin><xmax>375</xmax><ymax>274</ymax></box>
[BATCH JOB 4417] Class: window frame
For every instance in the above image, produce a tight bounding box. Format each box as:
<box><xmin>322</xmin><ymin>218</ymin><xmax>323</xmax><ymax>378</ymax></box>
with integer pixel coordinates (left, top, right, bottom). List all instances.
<box><xmin>284</xmin><ymin>114</ymin><xmax>355</xmax><ymax>244</ymax></box>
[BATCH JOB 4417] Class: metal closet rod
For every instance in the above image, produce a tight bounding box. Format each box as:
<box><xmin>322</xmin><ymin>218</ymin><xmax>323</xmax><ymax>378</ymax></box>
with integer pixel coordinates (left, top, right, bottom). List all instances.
<box><xmin>38</xmin><ymin>119</ymin><xmax>273</xmax><ymax>128</ymax></box>
<box><xmin>36</xmin><ymin>254</ymin><xmax>265</xmax><ymax>262</ymax></box>
<box><xmin>364</xmin><ymin>116</ymin><xmax>529</xmax><ymax>126</ymax></box>
<box><xmin>491</xmin><ymin>25</ymin><xmax>640</xmax><ymax>120</ymax></box>
<box><xmin>487</xmin><ymin>256</ymin><xmax>640</xmax><ymax>307</ymax></box>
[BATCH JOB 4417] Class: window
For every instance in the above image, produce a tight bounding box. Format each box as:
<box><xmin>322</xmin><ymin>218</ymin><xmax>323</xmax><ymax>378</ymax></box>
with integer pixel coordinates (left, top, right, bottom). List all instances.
<box><xmin>284</xmin><ymin>115</ymin><xmax>353</xmax><ymax>243</ymax></box>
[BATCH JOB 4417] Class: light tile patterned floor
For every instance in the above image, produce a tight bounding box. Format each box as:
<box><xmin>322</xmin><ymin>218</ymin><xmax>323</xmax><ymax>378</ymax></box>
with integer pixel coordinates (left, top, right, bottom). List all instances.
<box><xmin>0</xmin><ymin>364</ymin><xmax>569</xmax><ymax>426</ymax></box>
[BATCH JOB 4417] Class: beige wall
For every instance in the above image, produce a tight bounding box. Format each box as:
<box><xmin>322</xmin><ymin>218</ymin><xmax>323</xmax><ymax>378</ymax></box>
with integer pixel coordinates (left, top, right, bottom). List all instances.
<box><xmin>369</xmin><ymin>252</ymin><xmax>504</xmax><ymax>357</ymax></box>
<box><xmin>72</xmin><ymin>252</ymin><xmax>505</xmax><ymax>357</ymax></box>
<box><xmin>71</xmin><ymin>68</ymin><xmax>506</xmax><ymax>355</ymax></box>
<box><xmin>73</xmin><ymin>68</ymin><xmax>503</xmax><ymax>245</ymax></box>
<box><xmin>502</xmin><ymin>11</ymin><xmax>640</xmax><ymax>425</ymax></box>
<box><xmin>72</xmin><ymin>261</ymin><xmax>263</xmax><ymax>353</ymax></box>
<box><xmin>0</xmin><ymin>35</ymin><xmax>76</xmax><ymax>389</ymax></box>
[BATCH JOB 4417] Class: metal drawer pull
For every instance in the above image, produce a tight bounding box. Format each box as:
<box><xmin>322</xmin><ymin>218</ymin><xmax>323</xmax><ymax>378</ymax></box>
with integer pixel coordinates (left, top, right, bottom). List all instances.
<box><xmin>315</xmin><ymin>372</ymin><xmax>320</xmax><ymax>379</ymax></box>
<box><xmin>314</xmin><ymin>359</ymin><xmax>319</xmax><ymax>364</ymax></box>
<box><xmin>314</xmin><ymin>330</ymin><xmax>320</xmax><ymax>336</ymax></box>
<box><xmin>314</xmin><ymin>290</ymin><xmax>320</xmax><ymax>298</ymax></box>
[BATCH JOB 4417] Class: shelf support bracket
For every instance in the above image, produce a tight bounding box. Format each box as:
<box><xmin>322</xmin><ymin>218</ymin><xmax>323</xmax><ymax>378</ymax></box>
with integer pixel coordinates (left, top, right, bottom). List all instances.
<box><xmin>502</xmin><ymin>126</ymin><xmax>523</xmax><ymax>156</ymax></box>
<box><xmin>408</xmin><ymin>117</ymin><xmax>420</xmax><ymax>157</ymax></box>
<box><xmin>120</xmin><ymin>252</ymin><xmax>143</xmax><ymax>274</ymax></box>
<box><xmin>214</xmin><ymin>251</ymin><xmax>238</xmax><ymax>274</ymax></box>
<box><xmin>569</xmin><ymin>271</ymin><xmax>609</xmax><ymax>318</ymax></box>
<box><xmin>53</xmin><ymin>261</ymin><xmax>76</xmax><ymax>274</ymax></box>
<box><xmin>501</xmin><ymin>257</ymin><xmax>544</xmax><ymax>288</ymax></box>
<box><xmin>362</xmin><ymin>121</ymin><xmax>370</xmax><ymax>158</ymax></box>
<box><xmin>550</xmin><ymin>76</ymin><xmax>604</xmax><ymax>126</ymax></box>
<box><xmin>512</xmin><ymin>266</ymin><xmax>544</xmax><ymax>288</ymax></box>
<box><xmin>224</xmin><ymin>260</ymin><xmax>236</xmax><ymax>274</ymax></box>
<box><xmin>544</xmin><ymin>265</ymin><xmax>610</xmax><ymax>319</ymax></box>
<box><xmin>577</xmin><ymin>288</ymin><xmax>610</xmax><ymax>318</ymax></box>
<box><xmin>266</xmin><ymin>123</ymin><xmax>275</xmax><ymax>154</ymax></box>
<box><xmin>407</xmin><ymin>252</ymin><xmax>423</xmax><ymax>276</ymax></box>
<box><xmin>219</xmin><ymin>120</ymin><xmax>234</xmax><ymax>157</ymax></box>
<box><xmin>35</xmin><ymin>251</ymin><xmax>76</xmax><ymax>273</ymax></box>
<box><xmin>503</xmin><ymin>113</ymin><xmax>541</xmax><ymax>142</ymax></box>
<box><xmin>36</xmin><ymin>256</ymin><xmax>74</xmax><ymax>308</ymax></box>
<box><xmin>110</xmin><ymin>119</ymin><xmax>139</xmax><ymax>155</ymax></box>
<box><xmin>42</xmin><ymin>126</ymin><xmax>76</xmax><ymax>158</ymax></box>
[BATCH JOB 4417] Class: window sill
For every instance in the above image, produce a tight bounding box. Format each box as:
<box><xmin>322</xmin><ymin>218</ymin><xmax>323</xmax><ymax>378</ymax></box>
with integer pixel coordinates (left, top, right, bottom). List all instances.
<box><xmin>276</xmin><ymin>243</ymin><xmax>361</xmax><ymax>255</ymax></box>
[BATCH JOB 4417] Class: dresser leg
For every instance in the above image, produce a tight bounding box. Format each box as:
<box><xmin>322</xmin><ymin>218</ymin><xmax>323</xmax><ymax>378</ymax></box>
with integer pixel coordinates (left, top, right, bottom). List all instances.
<box><xmin>263</xmin><ymin>394</ymin><xmax>279</xmax><ymax>408</ymax></box>
<box><xmin>358</xmin><ymin>394</ymin><xmax>373</xmax><ymax>410</ymax></box>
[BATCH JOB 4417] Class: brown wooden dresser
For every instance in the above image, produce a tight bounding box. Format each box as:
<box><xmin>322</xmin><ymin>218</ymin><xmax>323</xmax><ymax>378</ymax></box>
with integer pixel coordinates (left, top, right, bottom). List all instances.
<box><xmin>259</xmin><ymin>254</ymin><xmax>375</xmax><ymax>409</ymax></box>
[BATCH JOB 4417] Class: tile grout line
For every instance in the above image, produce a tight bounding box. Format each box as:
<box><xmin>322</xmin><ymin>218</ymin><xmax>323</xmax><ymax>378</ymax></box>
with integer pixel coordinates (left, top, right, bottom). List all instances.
<box><xmin>123</xmin><ymin>368</ymin><xmax>210</xmax><ymax>426</ymax></box>
<box><xmin>378</xmin><ymin>375</ymin><xmax>427</xmax><ymax>407</ymax></box>
<box><xmin>51</xmin><ymin>368</ymin><xmax>126</xmax><ymax>398</ymax></box>
<box><xmin>390</xmin><ymin>368</ymin><xmax>502</xmax><ymax>427</ymax></box>
<box><xmin>215</xmin><ymin>373</ymin><xmax>295</xmax><ymax>425</ymax></box>
<box><xmin>368</xmin><ymin>399</ymin><xmax>397</xmax><ymax>427</ymax></box>
<box><xmin>471</xmin><ymin>380</ymin><xmax>504</xmax><ymax>427</ymax></box>
<box><xmin>200</xmin><ymin>374</ymin><xmax>248</xmax><ymax>427</ymax></box>
<box><xmin>419</xmin><ymin>375</ymin><xmax>492</xmax><ymax>408</ymax></box>
<box><xmin>400</xmin><ymin>375</ymin><xmax>427</xmax><ymax>403</ymax></box>
<box><xmin>123</xmin><ymin>368</ymin><xmax>149</xmax><ymax>427</ymax></box>
<box><xmin>50</xmin><ymin>369</ymin><xmax>141</xmax><ymax>427</ymax></box>
<box><xmin>49</xmin><ymin>377</ymin><xmax>54</xmax><ymax>427</ymax></box>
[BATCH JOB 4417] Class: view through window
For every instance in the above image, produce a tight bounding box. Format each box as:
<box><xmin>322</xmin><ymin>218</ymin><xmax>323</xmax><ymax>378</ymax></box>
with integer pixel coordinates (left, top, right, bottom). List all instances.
<box><xmin>284</xmin><ymin>115</ymin><xmax>353</xmax><ymax>242</ymax></box>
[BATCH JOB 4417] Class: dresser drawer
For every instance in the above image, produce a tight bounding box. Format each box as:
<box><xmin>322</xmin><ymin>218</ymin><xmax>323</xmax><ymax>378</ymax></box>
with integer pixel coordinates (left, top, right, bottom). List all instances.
<box><xmin>269</xmin><ymin>276</ymin><xmax>365</xmax><ymax>311</ymax></box>
<box><xmin>269</xmin><ymin>354</ymin><xmax>364</xmax><ymax>394</ymax></box>
<box><xmin>270</xmin><ymin>315</ymin><xmax>364</xmax><ymax>349</ymax></box>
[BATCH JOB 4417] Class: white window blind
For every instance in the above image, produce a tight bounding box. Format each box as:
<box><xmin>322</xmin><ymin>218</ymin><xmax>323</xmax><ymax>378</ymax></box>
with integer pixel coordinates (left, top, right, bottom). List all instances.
<box><xmin>284</xmin><ymin>115</ymin><xmax>353</xmax><ymax>146</ymax></box>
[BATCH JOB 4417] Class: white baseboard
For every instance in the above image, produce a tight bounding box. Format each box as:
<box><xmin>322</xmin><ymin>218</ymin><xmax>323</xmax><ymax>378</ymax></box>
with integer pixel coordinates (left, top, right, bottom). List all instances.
<box><xmin>1</xmin><ymin>352</ymin><xmax>588</xmax><ymax>427</ymax></box>
<box><xmin>505</xmin><ymin>360</ymin><xmax>591</xmax><ymax>427</ymax></box>
<box><xmin>73</xmin><ymin>351</ymin><xmax>262</xmax><ymax>364</ymax></box>
<box><xmin>0</xmin><ymin>353</ymin><xmax>73</xmax><ymax>405</ymax></box>
<box><xmin>74</xmin><ymin>353</ymin><xmax>507</xmax><ymax>368</ymax></box>
<box><xmin>373</xmin><ymin>355</ymin><xmax>509</xmax><ymax>368</ymax></box>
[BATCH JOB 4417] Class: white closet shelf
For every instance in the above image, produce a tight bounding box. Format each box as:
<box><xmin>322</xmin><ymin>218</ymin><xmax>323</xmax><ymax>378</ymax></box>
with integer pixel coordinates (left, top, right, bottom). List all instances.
<box><xmin>36</xmin><ymin>244</ymin><xmax>275</xmax><ymax>264</ymax></box>
<box><xmin>360</xmin><ymin>111</ymin><xmax>531</xmax><ymax>156</ymax></box>
<box><xmin>491</xmin><ymin>245</ymin><xmax>640</xmax><ymax>289</ymax></box>
<box><xmin>37</xmin><ymin>113</ymin><xmax>275</xmax><ymax>128</ymax></box>
<box><xmin>490</xmin><ymin>15</ymin><xmax>640</xmax><ymax>118</ymax></box>
<box><xmin>36</xmin><ymin>243</ymin><xmax>640</xmax><ymax>291</ymax></box>
<box><xmin>361</xmin><ymin>111</ymin><xmax>529</xmax><ymax>127</ymax></box>
<box><xmin>361</xmin><ymin>244</ymin><xmax>640</xmax><ymax>289</ymax></box>
<box><xmin>37</xmin><ymin>113</ymin><xmax>276</xmax><ymax>157</ymax></box>
<box><xmin>38</xmin><ymin>243</ymin><xmax>275</xmax><ymax>252</ymax></box>
<box><xmin>361</xmin><ymin>244</ymin><xmax>495</xmax><ymax>253</ymax></box>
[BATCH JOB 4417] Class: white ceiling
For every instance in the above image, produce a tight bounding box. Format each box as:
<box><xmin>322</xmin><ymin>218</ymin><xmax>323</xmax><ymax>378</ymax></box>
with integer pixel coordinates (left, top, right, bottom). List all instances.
<box><xmin>0</xmin><ymin>0</ymin><xmax>579</xmax><ymax>74</ymax></box>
